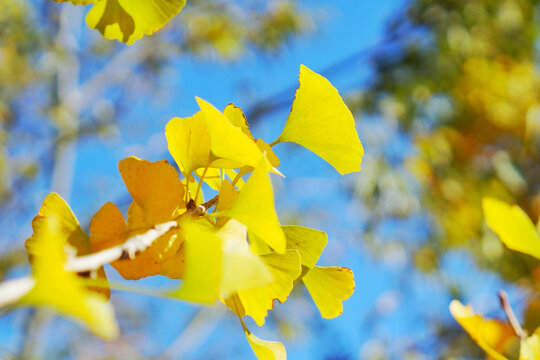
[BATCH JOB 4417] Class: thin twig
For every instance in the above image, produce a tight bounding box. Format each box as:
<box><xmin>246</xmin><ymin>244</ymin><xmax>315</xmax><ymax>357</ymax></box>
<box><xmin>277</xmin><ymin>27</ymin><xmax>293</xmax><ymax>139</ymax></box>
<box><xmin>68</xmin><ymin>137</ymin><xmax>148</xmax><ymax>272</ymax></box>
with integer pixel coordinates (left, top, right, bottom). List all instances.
<box><xmin>0</xmin><ymin>195</ymin><xmax>222</xmax><ymax>309</ymax></box>
<box><xmin>183</xmin><ymin>195</ymin><xmax>219</xmax><ymax>218</ymax></box>
<box><xmin>498</xmin><ymin>290</ymin><xmax>527</xmax><ymax>340</ymax></box>
<box><xmin>0</xmin><ymin>277</ymin><xmax>35</xmax><ymax>308</ymax></box>
<box><xmin>65</xmin><ymin>220</ymin><xmax>178</xmax><ymax>273</ymax></box>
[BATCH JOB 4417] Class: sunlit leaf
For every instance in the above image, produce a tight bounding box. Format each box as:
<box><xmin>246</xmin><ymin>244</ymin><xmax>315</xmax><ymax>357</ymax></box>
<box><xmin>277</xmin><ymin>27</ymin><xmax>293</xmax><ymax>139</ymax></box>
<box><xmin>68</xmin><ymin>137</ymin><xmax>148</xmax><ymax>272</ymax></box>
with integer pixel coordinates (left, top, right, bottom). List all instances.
<box><xmin>85</xmin><ymin>0</ymin><xmax>186</xmax><ymax>45</ymax></box>
<box><xmin>274</xmin><ymin>65</ymin><xmax>363</xmax><ymax>175</ymax></box>
<box><xmin>196</xmin><ymin>97</ymin><xmax>263</xmax><ymax>169</ymax></box>
<box><xmin>216</xmin><ymin>179</ymin><xmax>238</xmax><ymax>226</ymax></box>
<box><xmin>232</xmin><ymin>250</ymin><xmax>301</xmax><ymax>326</ymax></box>
<box><xmin>222</xmin><ymin>159</ymin><xmax>286</xmax><ymax>253</ymax></box>
<box><xmin>90</xmin><ymin>201</ymin><xmax>184</xmax><ymax>280</ymax></box>
<box><xmin>256</xmin><ymin>139</ymin><xmax>280</xmax><ymax>168</ymax></box>
<box><xmin>302</xmin><ymin>266</ymin><xmax>354</xmax><ymax>319</ymax></box>
<box><xmin>521</xmin><ymin>328</ymin><xmax>540</xmax><ymax>360</ymax></box>
<box><xmin>25</xmin><ymin>193</ymin><xmax>109</xmax><ymax>297</ymax></box>
<box><xmin>249</xmin><ymin>230</ymin><xmax>272</xmax><ymax>256</ymax></box>
<box><xmin>182</xmin><ymin>173</ymin><xmax>201</xmax><ymax>202</ymax></box>
<box><xmin>223</xmin><ymin>103</ymin><xmax>255</xmax><ymax>141</ymax></box>
<box><xmin>166</xmin><ymin>112</ymin><xmax>211</xmax><ymax>176</ymax></box>
<box><xmin>22</xmin><ymin>214</ymin><xmax>118</xmax><ymax>339</ymax></box>
<box><xmin>218</xmin><ymin>219</ymin><xmax>273</xmax><ymax>297</ymax></box>
<box><xmin>449</xmin><ymin>300</ymin><xmax>513</xmax><ymax>360</ymax></box>
<box><xmin>245</xmin><ymin>327</ymin><xmax>287</xmax><ymax>360</ymax></box>
<box><xmin>195</xmin><ymin>167</ymin><xmax>243</xmax><ymax>191</ymax></box>
<box><xmin>483</xmin><ymin>198</ymin><xmax>540</xmax><ymax>260</ymax></box>
<box><xmin>169</xmin><ymin>219</ymin><xmax>221</xmax><ymax>304</ymax></box>
<box><xmin>283</xmin><ymin>225</ymin><xmax>327</xmax><ymax>269</ymax></box>
<box><xmin>26</xmin><ymin>193</ymin><xmax>89</xmax><ymax>259</ymax></box>
<box><xmin>119</xmin><ymin>157</ymin><xmax>185</xmax><ymax>224</ymax></box>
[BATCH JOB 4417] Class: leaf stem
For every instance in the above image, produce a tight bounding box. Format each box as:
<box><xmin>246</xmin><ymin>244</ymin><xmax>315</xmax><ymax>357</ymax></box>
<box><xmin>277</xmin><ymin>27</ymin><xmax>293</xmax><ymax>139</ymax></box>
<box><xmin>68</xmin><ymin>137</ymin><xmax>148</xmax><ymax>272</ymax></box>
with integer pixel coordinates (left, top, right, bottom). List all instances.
<box><xmin>194</xmin><ymin>166</ymin><xmax>208</xmax><ymax>204</ymax></box>
<box><xmin>231</xmin><ymin>171</ymin><xmax>243</xmax><ymax>187</ymax></box>
<box><xmin>498</xmin><ymin>290</ymin><xmax>527</xmax><ymax>340</ymax></box>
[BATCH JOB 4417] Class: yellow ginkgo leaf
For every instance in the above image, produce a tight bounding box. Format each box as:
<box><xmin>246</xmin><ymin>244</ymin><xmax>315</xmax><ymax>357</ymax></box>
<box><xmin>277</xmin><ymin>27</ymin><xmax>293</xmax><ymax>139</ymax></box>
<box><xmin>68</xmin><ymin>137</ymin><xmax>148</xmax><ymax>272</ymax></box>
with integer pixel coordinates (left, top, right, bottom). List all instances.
<box><xmin>283</xmin><ymin>225</ymin><xmax>327</xmax><ymax>269</ymax></box>
<box><xmin>223</xmin><ymin>103</ymin><xmax>255</xmax><ymax>141</ymax></box>
<box><xmin>197</xmin><ymin>97</ymin><xmax>264</xmax><ymax>169</ymax></box>
<box><xmin>302</xmin><ymin>266</ymin><xmax>354</xmax><ymax>319</ymax></box>
<box><xmin>222</xmin><ymin>159</ymin><xmax>286</xmax><ymax>253</ymax></box>
<box><xmin>216</xmin><ymin>179</ymin><xmax>239</xmax><ymax>226</ymax></box>
<box><xmin>521</xmin><ymin>328</ymin><xmax>540</xmax><ymax>360</ymax></box>
<box><xmin>90</xmin><ymin>201</ymin><xmax>184</xmax><ymax>280</ymax></box>
<box><xmin>256</xmin><ymin>139</ymin><xmax>281</xmax><ymax>168</ymax></box>
<box><xmin>166</xmin><ymin>112</ymin><xmax>211</xmax><ymax>176</ymax></box>
<box><xmin>196</xmin><ymin>167</ymin><xmax>221</xmax><ymax>190</ymax></box>
<box><xmin>273</xmin><ymin>65</ymin><xmax>364</xmax><ymax>175</ymax></box>
<box><xmin>245</xmin><ymin>328</ymin><xmax>287</xmax><ymax>360</ymax></box>
<box><xmin>85</xmin><ymin>0</ymin><xmax>186</xmax><ymax>45</ymax></box>
<box><xmin>483</xmin><ymin>198</ymin><xmax>540</xmax><ymax>260</ymax></box>
<box><xmin>126</xmin><ymin>200</ymin><xmax>185</xmax><ymax>279</ymax></box>
<box><xmin>195</xmin><ymin>168</ymin><xmax>243</xmax><ymax>191</ymax></box>
<box><xmin>218</xmin><ymin>219</ymin><xmax>273</xmax><ymax>297</ymax></box>
<box><xmin>182</xmin><ymin>173</ymin><xmax>201</xmax><ymax>202</ymax></box>
<box><xmin>233</xmin><ymin>250</ymin><xmax>301</xmax><ymax>326</ymax></box>
<box><xmin>119</xmin><ymin>157</ymin><xmax>185</xmax><ymax>225</ymax></box>
<box><xmin>22</xmin><ymin>215</ymin><xmax>118</xmax><ymax>340</ymax></box>
<box><xmin>169</xmin><ymin>218</ymin><xmax>221</xmax><ymax>304</ymax></box>
<box><xmin>449</xmin><ymin>300</ymin><xmax>513</xmax><ymax>360</ymax></box>
<box><xmin>26</xmin><ymin>193</ymin><xmax>89</xmax><ymax>259</ymax></box>
<box><xmin>25</xmin><ymin>193</ymin><xmax>110</xmax><ymax>298</ymax></box>
<box><xmin>249</xmin><ymin>230</ymin><xmax>272</xmax><ymax>256</ymax></box>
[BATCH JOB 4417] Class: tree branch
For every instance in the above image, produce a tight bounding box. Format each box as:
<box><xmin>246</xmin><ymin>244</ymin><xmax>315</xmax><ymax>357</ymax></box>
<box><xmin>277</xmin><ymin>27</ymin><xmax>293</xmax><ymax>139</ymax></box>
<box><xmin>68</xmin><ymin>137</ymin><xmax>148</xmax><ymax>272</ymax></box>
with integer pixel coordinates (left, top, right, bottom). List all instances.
<box><xmin>0</xmin><ymin>221</ymin><xmax>175</xmax><ymax>308</ymax></box>
<box><xmin>0</xmin><ymin>195</ymin><xmax>221</xmax><ymax>309</ymax></box>
<box><xmin>0</xmin><ymin>277</ymin><xmax>35</xmax><ymax>308</ymax></box>
<box><xmin>65</xmin><ymin>220</ymin><xmax>178</xmax><ymax>273</ymax></box>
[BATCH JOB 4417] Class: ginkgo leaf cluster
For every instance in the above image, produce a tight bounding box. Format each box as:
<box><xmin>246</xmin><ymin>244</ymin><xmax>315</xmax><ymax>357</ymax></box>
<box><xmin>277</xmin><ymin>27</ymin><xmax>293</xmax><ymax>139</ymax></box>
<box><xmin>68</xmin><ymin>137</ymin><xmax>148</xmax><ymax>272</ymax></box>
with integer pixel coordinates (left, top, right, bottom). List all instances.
<box><xmin>2</xmin><ymin>65</ymin><xmax>363</xmax><ymax>360</ymax></box>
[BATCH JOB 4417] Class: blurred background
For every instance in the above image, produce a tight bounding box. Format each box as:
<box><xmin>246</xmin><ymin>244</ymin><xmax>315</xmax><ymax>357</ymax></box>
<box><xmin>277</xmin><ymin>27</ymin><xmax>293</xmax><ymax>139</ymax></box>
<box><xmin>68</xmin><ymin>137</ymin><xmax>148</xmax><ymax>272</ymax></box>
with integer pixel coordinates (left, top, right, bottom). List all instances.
<box><xmin>2</xmin><ymin>0</ymin><xmax>540</xmax><ymax>358</ymax></box>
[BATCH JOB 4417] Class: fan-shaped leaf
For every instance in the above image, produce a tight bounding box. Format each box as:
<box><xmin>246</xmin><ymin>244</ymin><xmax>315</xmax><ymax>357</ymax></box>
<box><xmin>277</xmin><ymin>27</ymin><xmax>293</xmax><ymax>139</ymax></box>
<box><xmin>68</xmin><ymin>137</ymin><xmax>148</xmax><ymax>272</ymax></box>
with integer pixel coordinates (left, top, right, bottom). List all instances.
<box><xmin>483</xmin><ymin>198</ymin><xmax>540</xmax><ymax>260</ymax></box>
<box><xmin>302</xmin><ymin>266</ymin><xmax>354</xmax><ymax>319</ymax></box>
<box><xmin>274</xmin><ymin>65</ymin><xmax>363</xmax><ymax>175</ymax></box>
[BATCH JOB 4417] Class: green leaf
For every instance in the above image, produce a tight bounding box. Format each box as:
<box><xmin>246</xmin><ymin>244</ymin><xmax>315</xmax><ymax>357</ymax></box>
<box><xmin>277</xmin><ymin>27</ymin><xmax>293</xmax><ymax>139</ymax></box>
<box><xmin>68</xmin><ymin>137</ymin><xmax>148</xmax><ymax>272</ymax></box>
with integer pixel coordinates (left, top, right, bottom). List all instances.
<box><xmin>274</xmin><ymin>65</ymin><xmax>363</xmax><ymax>175</ymax></box>
<box><xmin>222</xmin><ymin>159</ymin><xmax>286</xmax><ymax>253</ymax></box>
<box><xmin>302</xmin><ymin>266</ymin><xmax>354</xmax><ymax>319</ymax></box>
<box><xmin>283</xmin><ymin>225</ymin><xmax>327</xmax><ymax>269</ymax></box>
<box><xmin>85</xmin><ymin>0</ymin><xmax>186</xmax><ymax>45</ymax></box>
<box><xmin>483</xmin><ymin>197</ymin><xmax>540</xmax><ymax>260</ymax></box>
